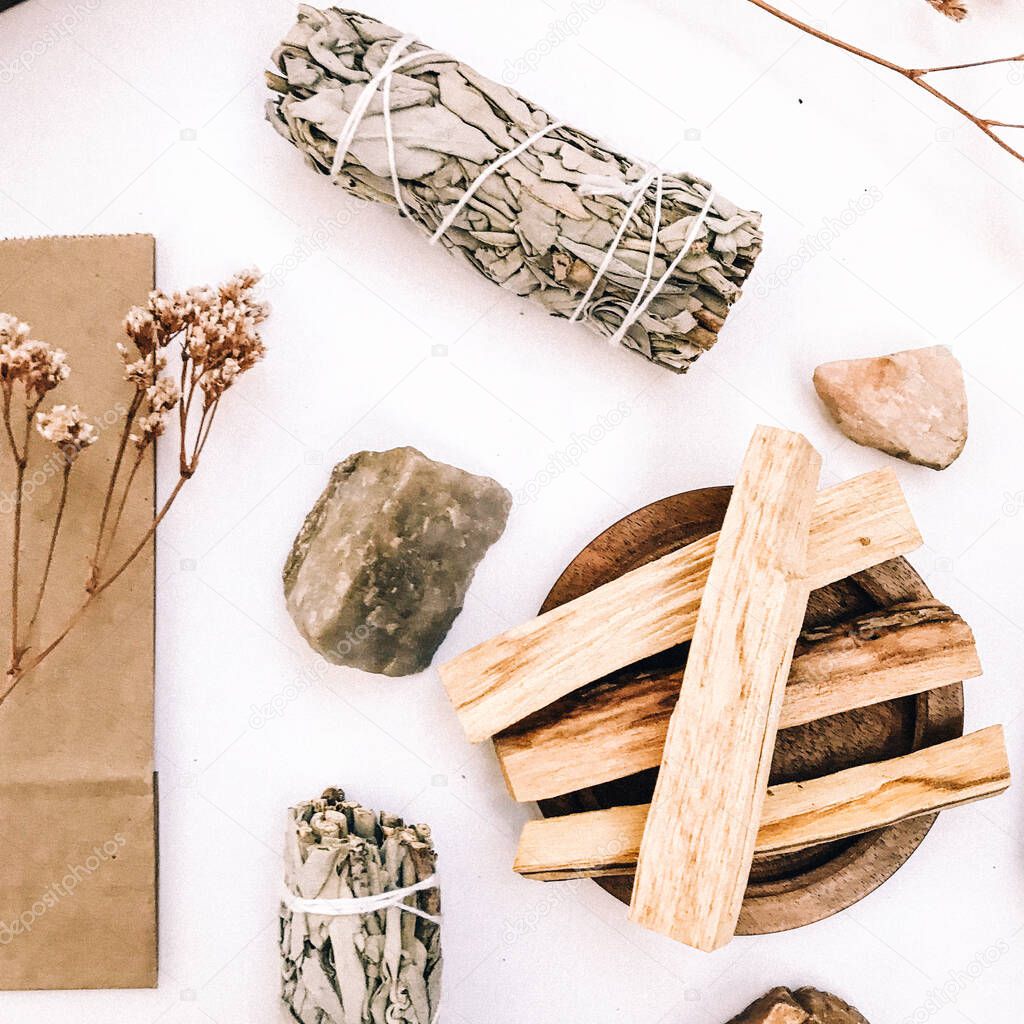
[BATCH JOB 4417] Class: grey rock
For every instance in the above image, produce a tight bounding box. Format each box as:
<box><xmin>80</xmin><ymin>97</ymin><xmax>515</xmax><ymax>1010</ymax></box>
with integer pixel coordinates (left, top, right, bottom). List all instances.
<box><xmin>284</xmin><ymin>447</ymin><xmax>511</xmax><ymax>676</ymax></box>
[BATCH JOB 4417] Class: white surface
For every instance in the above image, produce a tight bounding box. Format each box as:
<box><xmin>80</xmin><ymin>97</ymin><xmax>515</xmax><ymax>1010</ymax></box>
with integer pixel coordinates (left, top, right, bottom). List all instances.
<box><xmin>2</xmin><ymin>0</ymin><xmax>1023</xmax><ymax>1020</ymax></box>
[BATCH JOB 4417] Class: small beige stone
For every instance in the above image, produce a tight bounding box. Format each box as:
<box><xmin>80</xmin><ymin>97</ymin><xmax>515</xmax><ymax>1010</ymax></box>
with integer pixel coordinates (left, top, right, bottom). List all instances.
<box><xmin>813</xmin><ymin>345</ymin><xmax>967</xmax><ymax>470</ymax></box>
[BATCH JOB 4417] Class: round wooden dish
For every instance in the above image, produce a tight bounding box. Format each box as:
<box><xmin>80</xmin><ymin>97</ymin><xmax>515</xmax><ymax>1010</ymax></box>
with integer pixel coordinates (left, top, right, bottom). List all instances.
<box><xmin>535</xmin><ymin>486</ymin><xmax>965</xmax><ymax>935</ymax></box>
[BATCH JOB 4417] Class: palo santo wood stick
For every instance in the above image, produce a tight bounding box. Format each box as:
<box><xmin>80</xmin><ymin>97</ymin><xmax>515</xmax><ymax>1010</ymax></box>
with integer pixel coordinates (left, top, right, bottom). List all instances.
<box><xmin>495</xmin><ymin>602</ymin><xmax>982</xmax><ymax>801</ymax></box>
<box><xmin>441</xmin><ymin>467</ymin><xmax>920</xmax><ymax>743</ymax></box>
<box><xmin>513</xmin><ymin>726</ymin><xmax>1011</xmax><ymax>880</ymax></box>
<box><xmin>628</xmin><ymin>425</ymin><xmax>820</xmax><ymax>950</ymax></box>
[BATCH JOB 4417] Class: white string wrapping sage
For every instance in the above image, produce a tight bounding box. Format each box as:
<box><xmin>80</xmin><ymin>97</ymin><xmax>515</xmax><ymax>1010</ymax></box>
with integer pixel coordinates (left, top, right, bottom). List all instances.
<box><xmin>282</xmin><ymin>875</ymin><xmax>442</xmax><ymax>924</ymax></box>
<box><xmin>267</xmin><ymin>6</ymin><xmax>764</xmax><ymax>373</ymax></box>
<box><xmin>328</xmin><ymin>45</ymin><xmax>716</xmax><ymax>352</ymax></box>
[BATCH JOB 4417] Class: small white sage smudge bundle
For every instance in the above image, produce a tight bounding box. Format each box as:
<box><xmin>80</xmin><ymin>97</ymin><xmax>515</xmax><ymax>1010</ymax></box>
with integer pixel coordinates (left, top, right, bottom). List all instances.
<box><xmin>266</xmin><ymin>6</ymin><xmax>763</xmax><ymax>373</ymax></box>
<box><xmin>281</xmin><ymin>788</ymin><xmax>441</xmax><ymax>1024</ymax></box>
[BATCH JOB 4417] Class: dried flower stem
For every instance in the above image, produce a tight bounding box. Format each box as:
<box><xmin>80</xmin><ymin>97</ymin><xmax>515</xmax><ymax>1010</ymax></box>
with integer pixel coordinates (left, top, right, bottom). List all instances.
<box><xmin>7</xmin><ymin>388</ymin><xmax>225</xmax><ymax>699</ymax></box>
<box><xmin>26</xmin><ymin>462</ymin><xmax>71</xmax><ymax>634</ymax></box>
<box><xmin>178</xmin><ymin>358</ymin><xmax>192</xmax><ymax>473</ymax></box>
<box><xmin>100</xmin><ymin>446</ymin><xmax>146</xmax><ymax>566</ymax></box>
<box><xmin>8</xmin><ymin>463</ymin><xmax>20</xmax><ymax>668</ymax></box>
<box><xmin>2</xmin><ymin>475</ymin><xmax>188</xmax><ymax>703</ymax></box>
<box><xmin>2</xmin><ymin>391</ymin><xmax>42</xmax><ymax>671</ymax></box>
<box><xmin>193</xmin><ymin>400</ymin><xmax>220</xmax><ymax>463</ymax></box>
<box><xmin>744</xmin><ymin>0</ymin><xmax>1024</xmax><ymax>165</ymax></box>
<box><xmin>91</xmin><ymin>391</ymin><xmax>143</xmax><ymax>581</ymax></box>
<box><xmin>2</xmin><ymin>393</ymin><xmax>25</xmax><ymax>671</ymax></box>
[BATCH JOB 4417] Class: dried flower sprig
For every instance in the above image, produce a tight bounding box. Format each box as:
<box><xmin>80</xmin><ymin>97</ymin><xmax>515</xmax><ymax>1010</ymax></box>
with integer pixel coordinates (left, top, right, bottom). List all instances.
<box><xmin>744</xmin><ymin>0</ymin><xmax>1024</xmax><ymax>165</ymax></box>
<box><xmin>927</xmin><ymin>0</ymin><xmax>969</xmax><ymax>23</ymax></box>
<box><xmin>1</xmin><ymin>270</ymin><xmax>268</xmax><ymax>703</ymax></box>
<box><xmin>1</xmin><ymin>318</ymin><xmax>74</xmax><ymax>675</ymax></box>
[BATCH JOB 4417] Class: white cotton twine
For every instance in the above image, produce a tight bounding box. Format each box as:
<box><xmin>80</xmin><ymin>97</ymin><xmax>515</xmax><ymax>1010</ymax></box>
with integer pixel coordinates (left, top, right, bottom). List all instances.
<box><xmin>328</xmin><ymin>35</ymin><xmax>717</xmax><ymax>351</ymax></box>
<box><xmin>281</xmin><ymin>873</ymin><xmax>442</xmax><ymax>924</ymax></box>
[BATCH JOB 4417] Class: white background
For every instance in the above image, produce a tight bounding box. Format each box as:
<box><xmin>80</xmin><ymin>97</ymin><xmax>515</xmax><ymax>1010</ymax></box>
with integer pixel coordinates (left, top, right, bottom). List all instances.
<box><xmin>2</xmin><ymin>0</ymin><xmax>1024</xmax><ymax>1021</ymax></box>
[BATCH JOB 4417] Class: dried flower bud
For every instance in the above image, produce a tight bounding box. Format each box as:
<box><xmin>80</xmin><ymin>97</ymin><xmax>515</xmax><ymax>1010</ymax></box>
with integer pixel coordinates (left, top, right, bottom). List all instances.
<box><xmin>0</xmin><ymin>316</ymin><xmax>71</xmax><ymax>399</ymax></box>
<box><xmin>182</xmin><ymin>269</ymin><xmax>267</xmax><ymax>406</ymax></box>
<box><xmin>119</xmin><ymin>344</ymin><xmax>167</xmax><ymax>389</ymax></box>
<box><xmin>35</xmin><ymin>404</ymin><xmax>98</xmax><ymax>461</ymax></box>
<box><xmin>124</xmin><ymin>306</ymin><xmax>161</xmax><ymax>356</ymax></box>
<box><xmin>129</xmin><ymin>376</ymin><xmax>182</xmax><ymax>448</ymax></box>
<box><xmin>117</xmin><ymin>270</ymin><xmax>267</xmax><ymax>445</ymax></box>
<box><xmin>198</xmin><ymin>357</ymin><xmax>241</xmax><ymax>401</ymax></box>
<box><xmin>218</xmin><ymin>267</ymin><xmax>262</xmax><ymax>302</ymax></box>
<box><xmin>147</xmin><ymin>289</ymin><xmax>187</xmax><ymax>336</ymax></box>
<box><xmin>146</xmin><ymin>376</ymin><xmax>181</xmax><ymax>413</ymax></box>
<box><xmin>0</xmin><ymin>312</ymin><xmax>31</xmax><ymax>348</ymax></box>
<box><xmin>130</xmin><ymin>412</ymin><xmax>167</xmax><ymax>447</ymax></box>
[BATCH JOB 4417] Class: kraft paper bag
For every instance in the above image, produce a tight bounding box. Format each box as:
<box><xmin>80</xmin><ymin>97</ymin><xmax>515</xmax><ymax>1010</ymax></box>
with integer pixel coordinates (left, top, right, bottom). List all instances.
<box><xmin>0</xmin><ymin>234</ymin><xmax>158</xmax><ymax>989</ymax></box>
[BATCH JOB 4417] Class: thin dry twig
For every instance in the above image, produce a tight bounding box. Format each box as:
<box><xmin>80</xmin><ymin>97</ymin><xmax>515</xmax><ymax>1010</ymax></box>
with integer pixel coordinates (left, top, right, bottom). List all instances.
<box><xmin>744</xmin><ymin>0</ymin><xmax>1024</xmax><ymax>165</ymax></box>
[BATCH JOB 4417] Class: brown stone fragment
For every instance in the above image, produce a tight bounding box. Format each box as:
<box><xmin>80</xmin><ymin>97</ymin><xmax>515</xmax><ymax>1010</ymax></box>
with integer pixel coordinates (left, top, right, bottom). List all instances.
<box><xmin>726</xmin><ymin>987</ymin><xmax>809</xmax><ymax>1024</ymax></box>
<box><xmin>725</xmin><ymin>987</ymin><xmax>872</xmax><ymax>1024</ymax></box>
<box><xmin>813</xmin><ymin>345</ymin><xmax>967</xmax><ymax>470</ymax></box>
<box><xmin>793</xmin><ymin>988</ymin><xmax>871</xmax><ymax>1024</ymax></box>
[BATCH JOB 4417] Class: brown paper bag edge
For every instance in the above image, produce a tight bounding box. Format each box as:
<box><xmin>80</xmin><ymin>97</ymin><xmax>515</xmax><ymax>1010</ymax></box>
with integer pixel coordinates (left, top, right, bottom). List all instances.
<box><xmin>0</xmin><ymin>234</ymin><xmax>158</xmax><ymax>989</ymax></box>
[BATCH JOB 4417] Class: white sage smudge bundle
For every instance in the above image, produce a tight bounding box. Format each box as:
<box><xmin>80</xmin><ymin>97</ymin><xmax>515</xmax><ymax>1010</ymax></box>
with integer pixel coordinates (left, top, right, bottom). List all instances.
<box><xmin>266</xmin><ymin>6</ymin><xmax>763</xmax><ymax>373</ymax></box>
<box><xmin>281</xmin><ymin>788</ymin><xmax>442</xmax><ymax>1024</ymax></box>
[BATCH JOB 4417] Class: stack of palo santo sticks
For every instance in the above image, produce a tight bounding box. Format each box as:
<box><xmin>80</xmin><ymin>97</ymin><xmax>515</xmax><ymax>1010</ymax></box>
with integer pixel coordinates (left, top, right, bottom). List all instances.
<box><xmin>439</xmin><ymin>426</ymin><xmax>1011</xmax><ymax>952</ymax></box>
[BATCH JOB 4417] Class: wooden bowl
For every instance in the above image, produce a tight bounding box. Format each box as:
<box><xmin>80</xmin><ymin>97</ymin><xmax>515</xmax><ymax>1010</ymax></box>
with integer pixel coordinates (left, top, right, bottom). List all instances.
<box><xmin>534</xmin><ymin>486</ymin><xmax>964</xmax><ymax>935</ymax></box>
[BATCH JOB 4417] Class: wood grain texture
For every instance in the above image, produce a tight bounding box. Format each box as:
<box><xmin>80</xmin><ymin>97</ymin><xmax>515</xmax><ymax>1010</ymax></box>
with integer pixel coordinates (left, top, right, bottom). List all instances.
<box><xmin>495</xmin><ymin>602</ymin><xmax>981</xmax><ymax>801</ymax></box>
<box><xmin>441</xmin><ymin>467</ymin><xmax>920</xmax><ymax>743</ymax></box>
<box><xmin>628</xmin><ymin>426</ymin><xmax>821</xmax><ymax>950</ymax></box>
<box><xmin>532</xmin><ymin>486</ymin><xmax>965</xmax><ymax>935</ymax></box>
<box><xmin>757</xmin><ymin>724</ymin><xmax>1009</xmax><ymax>855</ymax></box>
<box><xmin>515</xmin><ymin>727</ymin><xmax>1009</xmax><ymax>880</ymax></box>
